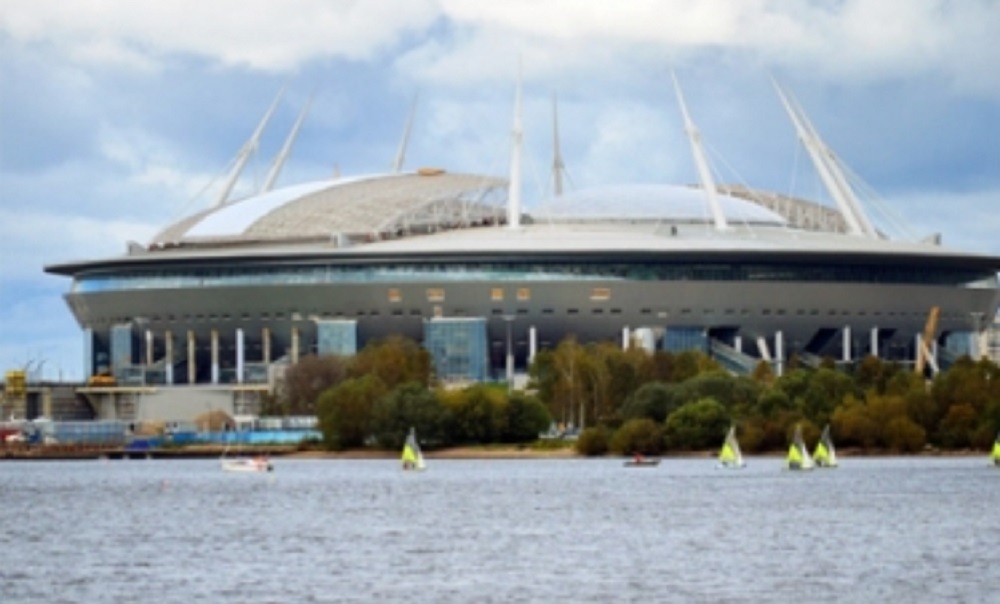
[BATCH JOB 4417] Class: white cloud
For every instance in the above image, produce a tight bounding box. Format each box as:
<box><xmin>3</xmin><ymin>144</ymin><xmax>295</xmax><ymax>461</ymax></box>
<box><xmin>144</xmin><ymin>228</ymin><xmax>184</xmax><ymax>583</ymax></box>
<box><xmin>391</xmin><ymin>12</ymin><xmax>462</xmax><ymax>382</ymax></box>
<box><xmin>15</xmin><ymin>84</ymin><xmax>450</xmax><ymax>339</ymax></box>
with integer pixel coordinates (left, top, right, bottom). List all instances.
<box><xmin>0</xmin><ymin>0</ymin><xmax>440</xmax><ymax>72</ymax></box>
<box><xmin>887</xmin><ymin>188</ymin><xmax>1000</xmax><ymax>256</ymax></box>
<box><xmin>5</xmin><ymin>0</ymin><xmax>998</xmax><ymax>98</ymax></box>
<box><xmin>0</xmin><ymin>210</ymin><xmax>159</xmax><ymax>281</ymax></box>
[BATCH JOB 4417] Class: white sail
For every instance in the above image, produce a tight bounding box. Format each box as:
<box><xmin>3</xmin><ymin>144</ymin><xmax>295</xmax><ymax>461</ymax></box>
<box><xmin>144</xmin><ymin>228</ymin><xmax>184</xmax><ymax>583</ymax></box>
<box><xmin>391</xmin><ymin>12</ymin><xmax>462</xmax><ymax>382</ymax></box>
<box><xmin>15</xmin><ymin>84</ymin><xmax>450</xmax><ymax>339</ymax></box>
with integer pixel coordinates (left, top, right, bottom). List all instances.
<box><xmin>718</xmin><ymin>425</ymin><xmax>746</xmax><ymax>469</ymax></box>
<box><xmin>789</xmin><ymin>424</ymin><xmax>815</xmax><ymax>471</ymax></box>
<box><xmin>402</xmin><ymin>427</ymin><xmax>426</xmax><ymax>471</ymax></box>
<box><xmin>814</xmin><ymin>424</ymin><xmax>838</xmax><ymax>468</ymax></box>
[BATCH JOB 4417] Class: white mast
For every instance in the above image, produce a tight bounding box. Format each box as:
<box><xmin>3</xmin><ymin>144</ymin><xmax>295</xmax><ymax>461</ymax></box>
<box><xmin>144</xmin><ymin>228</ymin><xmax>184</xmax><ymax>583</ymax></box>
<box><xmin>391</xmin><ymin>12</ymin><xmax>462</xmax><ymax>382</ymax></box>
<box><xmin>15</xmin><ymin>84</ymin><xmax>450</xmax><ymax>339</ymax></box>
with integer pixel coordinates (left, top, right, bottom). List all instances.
<box><xmin>551</xmin><ymin>93</ymin><xmax>565</xmax><ymax>197</ymax></box>
<box><xmin>671</xmin><ymin>71</ymin><xmax>727</xmax><ymax>231</ymax></box>
<box><xmin>392</xmin><ymin>93</ymin><xmax>419</xmax><ymax>173</ymax></box>
<box><xmin>507</xmin><ymin>60</ymin><xmax>523</xmax><ymax>229</ymax></box>
<box><xmin>215</xmin><ymin>88</ymin><xmax>284</xmax><ymax>207</ymax></box>
<box><xmin>261</xmin><ymin>94</ymin><xmax>313</xmax><ymax>193</ymax></box>
<box><xmin>772</xmin><ymin>79</ymin><xmax>877</xmax><ymax>237</ymax></box>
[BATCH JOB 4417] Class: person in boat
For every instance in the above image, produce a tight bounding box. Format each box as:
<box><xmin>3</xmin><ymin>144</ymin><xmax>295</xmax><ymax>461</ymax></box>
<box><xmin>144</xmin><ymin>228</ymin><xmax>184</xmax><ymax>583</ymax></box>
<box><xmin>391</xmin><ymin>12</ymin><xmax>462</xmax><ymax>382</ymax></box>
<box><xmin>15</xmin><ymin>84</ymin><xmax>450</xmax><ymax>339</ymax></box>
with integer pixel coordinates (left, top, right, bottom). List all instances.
<box><xmin>633</xmin><ymin>451</ymin><xmax>644</xmax><ymax>464</ymax></box>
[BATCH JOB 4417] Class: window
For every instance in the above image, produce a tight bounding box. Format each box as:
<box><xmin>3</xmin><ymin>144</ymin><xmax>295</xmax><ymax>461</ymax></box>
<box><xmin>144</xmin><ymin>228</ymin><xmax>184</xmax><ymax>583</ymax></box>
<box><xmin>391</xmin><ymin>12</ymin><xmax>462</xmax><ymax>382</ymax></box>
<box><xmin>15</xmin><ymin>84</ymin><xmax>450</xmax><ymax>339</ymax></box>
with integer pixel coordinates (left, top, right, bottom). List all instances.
<box><xmin>491</xmin><ymin>288</ymin><xmax>504</xmax><ymax>302</ymax></box>
<box><xmin>517</xmin><ymin>288</ymin><xmax>531</xmax><ymax>301</ymax></box>
<box><xmin>427</xmin><ymin>288</ymin><xmax>445</xmax><ymax>302</ymax></box>
<box><xmin>388</xmin><ymin>288</ymin><xmax>401</xmax><ymax>303</ymax></box>
<box><xmin>590</xmin><ymin>287</ymin><xmax>611</xmax><ymax>301</ymax></box>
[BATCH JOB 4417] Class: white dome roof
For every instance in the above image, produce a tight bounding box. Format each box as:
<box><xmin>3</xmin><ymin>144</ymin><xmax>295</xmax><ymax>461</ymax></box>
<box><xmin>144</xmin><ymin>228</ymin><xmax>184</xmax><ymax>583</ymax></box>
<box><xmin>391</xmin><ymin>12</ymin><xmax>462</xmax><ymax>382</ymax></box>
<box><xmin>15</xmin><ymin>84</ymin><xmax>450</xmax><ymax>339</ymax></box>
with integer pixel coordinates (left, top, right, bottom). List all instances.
<box><xmin>531</xmin><ymin>184</ymin><xmax>787</xmax><ymax>226</ymax></box>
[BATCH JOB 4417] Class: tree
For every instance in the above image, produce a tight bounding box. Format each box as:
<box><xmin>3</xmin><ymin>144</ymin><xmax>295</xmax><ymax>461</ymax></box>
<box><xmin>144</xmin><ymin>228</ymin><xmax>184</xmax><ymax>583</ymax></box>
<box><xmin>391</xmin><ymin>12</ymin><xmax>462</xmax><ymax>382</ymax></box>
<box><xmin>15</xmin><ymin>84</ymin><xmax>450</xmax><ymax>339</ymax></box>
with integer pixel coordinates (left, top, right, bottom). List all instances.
<box><xmin>442</xmin><ymin>384</ymin><xmax>506</xmax><ymax>444</ymax></box>
<box><xmin>620</xmin><ymin>382</ymin><xmax>678</xmax><ymax>423</ymax></box>
<box><xmin>663</xmin><ymin>397</ymin><xmax>729</xmax><ymax>450</ymax></box>
<box><xmin>349</xmin><ymin>335</ymin><xmax>433</xmax><ymax>390</ymax></box>
<box><xmin>280</xmin><ymin>354</ymin><xmax>350</xmax><ymax>414</ymax></box>
<box><xmin>370</xmin><ymin>382</ymin><xmax>448</xmax><ymax>449</ymax></box>
<box><xmin>317</xmin><ymin>375</ymin><xmax>386</xmax><ymax>450</ymax></box>
<box><xmin>575</xmin><ymin>426</ymin><xmax>610</xmax><ymax>456</ymax></box>
<box><xmin>801</xmin><ymin>368</ymin><xmax>859</xmax><ymax>426</ymax></box>
<box><xmin>503</xmin><ymin>392</ymin><xmax>551</xmax><ymax>443</ymax></box>
<box><xmin>610</xmin><ymin>418</ymin><xmax>663</xmax><ymax>455</ymax></box>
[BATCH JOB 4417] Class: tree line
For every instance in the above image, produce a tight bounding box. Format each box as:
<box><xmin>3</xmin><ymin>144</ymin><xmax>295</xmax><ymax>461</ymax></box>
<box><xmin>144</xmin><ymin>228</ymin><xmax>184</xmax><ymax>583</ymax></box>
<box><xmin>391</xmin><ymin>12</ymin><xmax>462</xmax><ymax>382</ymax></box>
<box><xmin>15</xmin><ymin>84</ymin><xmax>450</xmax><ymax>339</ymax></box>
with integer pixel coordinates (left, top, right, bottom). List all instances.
<box><xmin>272</xmin><ymin>334</ymin><xmax>1000</xmax><ymax>455</ymax></box>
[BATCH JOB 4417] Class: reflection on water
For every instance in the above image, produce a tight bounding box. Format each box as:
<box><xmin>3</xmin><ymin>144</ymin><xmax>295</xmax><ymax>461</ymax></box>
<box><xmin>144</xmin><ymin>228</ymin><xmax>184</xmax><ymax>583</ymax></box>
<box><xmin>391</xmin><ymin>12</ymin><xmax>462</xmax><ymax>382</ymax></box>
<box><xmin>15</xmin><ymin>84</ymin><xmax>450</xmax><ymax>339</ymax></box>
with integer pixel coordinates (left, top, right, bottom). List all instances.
<box><xmin>0</xmin><ymin>457</ymin><xmax>996</xmax><ymax>603</ymax></box>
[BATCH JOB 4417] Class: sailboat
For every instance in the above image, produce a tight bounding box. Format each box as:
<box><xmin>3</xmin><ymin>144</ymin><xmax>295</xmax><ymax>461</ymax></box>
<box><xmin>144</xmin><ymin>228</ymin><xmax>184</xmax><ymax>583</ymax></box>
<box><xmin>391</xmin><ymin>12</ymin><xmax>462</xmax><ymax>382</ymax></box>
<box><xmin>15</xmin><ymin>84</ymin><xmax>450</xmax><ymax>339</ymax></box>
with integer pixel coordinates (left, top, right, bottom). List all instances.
<box><xmin>785</xmin><ymin>424</ymin><xmax>814</xmax><ymax>471</ymax></box>
<box><xmin>813</xmin><ymin>424</ymin><xmax>838</xmax><ymax>468</ymax></box>
<box><xmin>401</xmin><ymin>427</ymin><xmax>426</xmax><ymax>472</ymax></box>
<box><xmin>991</xmin><ymin>431</ymin><xmax>999</xmax><ymax>468</ymax></box>
<box><xmin>220</xmin><ymin>441</ymin><xmax>272</xmax><ymax>473</ymax></box>
<box><xmin>717</xmin><ymin>425</ymin><xmax>746</xmax><ymax>469</ymax></box>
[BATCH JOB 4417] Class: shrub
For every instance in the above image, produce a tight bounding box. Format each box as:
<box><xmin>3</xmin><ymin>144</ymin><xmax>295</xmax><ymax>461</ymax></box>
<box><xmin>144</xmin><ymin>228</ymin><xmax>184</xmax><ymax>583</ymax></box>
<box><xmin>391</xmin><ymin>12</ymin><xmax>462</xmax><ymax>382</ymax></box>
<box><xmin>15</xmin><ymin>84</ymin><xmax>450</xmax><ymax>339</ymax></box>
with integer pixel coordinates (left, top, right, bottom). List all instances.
<box><xmin>575</xmin><ymin>427</ymin><xmax>610</xmax><ymax>456</ymax></box>
<box><xmin>610</xmin><ymin>418</ymin><xmax>663</xmax><ymax>455</ymax></box>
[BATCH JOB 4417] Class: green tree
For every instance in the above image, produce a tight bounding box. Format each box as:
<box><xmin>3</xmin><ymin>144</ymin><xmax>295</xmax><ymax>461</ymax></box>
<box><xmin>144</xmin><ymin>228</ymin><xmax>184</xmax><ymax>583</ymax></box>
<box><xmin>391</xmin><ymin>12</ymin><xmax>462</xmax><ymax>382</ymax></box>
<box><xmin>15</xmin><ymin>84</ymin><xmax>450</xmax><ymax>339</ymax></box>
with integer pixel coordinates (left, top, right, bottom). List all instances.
<box><xmin>349</xmin><ymin>335</ymin><xmax>433</xmax><ymax>390</ymax></box>
<box><xmin>610</xmin><ymin>418</ymin><xmax>663</xmax><ymax>455</ymax></box>
<box><xmin>801</xmin><ymin>368</ymin><xmax>859</xmax><ymax>426</ymax></box>
<box><xmin>575</xmin><ymin>426</ymin><xmax>610</xmax><ymax>456</ymax></box>
<box><xmin>317</xmin><ymin>375</ymin><xmax>387</xmax><ymax>450</ymax></box>
<box><xmin>663</xmin><ymin>397</ymin><xmax>729</xmax><ymax>450</ymax></box>
<box><xmin>503</xmin><ymin>392</ymin><xmax>551</xmax><ymax>443</ymax></box>
<box><xmin>280</xmin><ymin>354</ymin><xmax>350</xmax><ymax>414</ymax></box>
<box><xmin>442</xmin><ymin>384</ymin><xmax>507</xmax><ymax>444</ymax></box>
<box><xmin>370</xmin><ymin>382</ymin><xmax>448</xmax><ymax>449</ymax></box>
<box><xmin>620</xmin><ymin>382</ymin><xmax>678</xmax><ymax>423</ymax></box>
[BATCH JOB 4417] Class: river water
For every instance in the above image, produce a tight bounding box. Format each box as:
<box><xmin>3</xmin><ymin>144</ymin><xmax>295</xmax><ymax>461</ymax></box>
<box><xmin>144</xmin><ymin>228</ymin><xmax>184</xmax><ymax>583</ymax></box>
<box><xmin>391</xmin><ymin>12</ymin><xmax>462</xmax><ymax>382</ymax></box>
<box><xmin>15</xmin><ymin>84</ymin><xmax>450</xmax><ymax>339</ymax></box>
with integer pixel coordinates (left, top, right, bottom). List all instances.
<box><xmin>0</xmin><ymin>456</ymin><xmax>996</xmax><ymax>603</ymax></box>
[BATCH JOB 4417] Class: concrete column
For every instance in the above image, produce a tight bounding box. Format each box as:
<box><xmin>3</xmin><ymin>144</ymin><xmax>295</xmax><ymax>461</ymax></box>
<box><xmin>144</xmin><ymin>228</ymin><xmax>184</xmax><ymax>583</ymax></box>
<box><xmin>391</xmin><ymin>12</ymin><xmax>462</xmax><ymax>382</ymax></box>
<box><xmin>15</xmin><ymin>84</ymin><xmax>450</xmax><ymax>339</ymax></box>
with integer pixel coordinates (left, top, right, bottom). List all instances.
<box><xmin>528</xmin><ymin>326</ymin><xmax>537</xmax><ymax>366</ymax></box>
<box><xmin>187</xmin><ymin>330</ymin><xmax>196</xmax><ymax>384</ymax></box>
<box><xmin>291</xmin><ymin>326</ymin><xmax>300</xmax><ymax>365</ymax></box>
<box><xmin>870</xmin><ymin>327</ymin><xmax>879</xmax><ymax>359</ymax></box>
<box><xmin>236</xmin><ymin>328</ymin><xmax>245</xmax><ymax>384</ymax></box>
<box><xmin>165</xmin><ymin>330</ymin><xmax>174</xmax><ymax>385</ymax></box>
<box><xmin>505</xmin><ymin>319</ymin><xmax>514</xmax><ymax>390</ymax></box>
<box><xmin>775</xmin><ymin>330</ymin><xmax>784</xmax><ymax>377</ymax></box>
<box><xmin>211</xmin><ymin>329</ymin><xmax>219</xmax><ymax>384</ymax></box>
<box><xmin>842</xmin><ymin>326</ymin><xmax>852</xmax><ymax>363</ymax></box>
<box><xmin>734</xmin><ymin>335</ymin><xmax>742</xmax><ymax>354</ymax></box>
<box><xmin>262</xmin><ymin>327</ymin><xmax>271</xmax><ymax>364</ymax></box>
<box><xmin>622</xmin><ymin>326</ymin><xmax>630</xmax><ymax>350</ymax></box>
<box><xmin>145</xmin><ymin>329</ymin><xmax>154</xmax><ymax>367</ymax></box>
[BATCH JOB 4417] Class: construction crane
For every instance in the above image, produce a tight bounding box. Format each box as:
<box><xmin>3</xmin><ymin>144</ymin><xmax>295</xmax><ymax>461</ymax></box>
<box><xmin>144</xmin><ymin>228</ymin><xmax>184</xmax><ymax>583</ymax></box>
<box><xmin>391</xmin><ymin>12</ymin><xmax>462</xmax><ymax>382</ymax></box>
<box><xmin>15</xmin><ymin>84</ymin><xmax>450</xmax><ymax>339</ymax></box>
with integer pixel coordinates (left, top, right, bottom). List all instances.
<box><xmin>915</xmin><ymin>306</ymin><xmax>940</xmax><ymax>376</ymax></box>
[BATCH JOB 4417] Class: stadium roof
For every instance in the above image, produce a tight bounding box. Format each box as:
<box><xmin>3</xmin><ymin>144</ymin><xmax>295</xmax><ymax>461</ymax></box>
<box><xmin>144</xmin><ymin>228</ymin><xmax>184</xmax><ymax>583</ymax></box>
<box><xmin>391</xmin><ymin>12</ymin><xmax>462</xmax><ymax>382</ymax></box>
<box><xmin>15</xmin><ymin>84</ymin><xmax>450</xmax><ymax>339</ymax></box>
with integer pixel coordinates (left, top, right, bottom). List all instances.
<box><xmin>152</xmin><ymin>171</ymin><xmax>508</xmax><ymax>245</ymax></box>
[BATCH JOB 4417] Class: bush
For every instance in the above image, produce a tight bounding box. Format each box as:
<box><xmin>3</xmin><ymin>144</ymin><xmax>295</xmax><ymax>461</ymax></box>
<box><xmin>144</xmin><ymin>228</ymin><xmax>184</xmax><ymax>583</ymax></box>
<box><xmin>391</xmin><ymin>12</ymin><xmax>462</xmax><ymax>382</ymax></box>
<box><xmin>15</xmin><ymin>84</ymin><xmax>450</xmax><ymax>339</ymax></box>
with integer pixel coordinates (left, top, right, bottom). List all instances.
<box><xmin>884</xmin><ymin>416</ymin><xmax>926</xmax><ymax>453</ymax></box>
<box><xmin>663</xmin><ymin>397</ymin><xmax>729</xmax><ymax>450</ymax></box>
<box><xmin>610</xmin><ymin>418</ymin><xmax>663</xmax><ymax>455</ymax></box>
<box><xmin>575</xmin><ymin>427</ymin><xmax>610</xmax><ymax>456</ymax></box>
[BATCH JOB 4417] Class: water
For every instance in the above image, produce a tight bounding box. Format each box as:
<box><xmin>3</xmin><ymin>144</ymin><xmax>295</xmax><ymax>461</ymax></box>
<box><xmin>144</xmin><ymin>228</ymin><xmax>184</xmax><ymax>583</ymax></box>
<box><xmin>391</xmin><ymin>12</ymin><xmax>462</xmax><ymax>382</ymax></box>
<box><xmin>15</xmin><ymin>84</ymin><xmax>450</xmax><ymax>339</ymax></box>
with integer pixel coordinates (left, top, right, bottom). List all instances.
<box><xmin>0</xmin><ymin>457</ymin><xmax>996</xmax><ymax>603</ymax></box>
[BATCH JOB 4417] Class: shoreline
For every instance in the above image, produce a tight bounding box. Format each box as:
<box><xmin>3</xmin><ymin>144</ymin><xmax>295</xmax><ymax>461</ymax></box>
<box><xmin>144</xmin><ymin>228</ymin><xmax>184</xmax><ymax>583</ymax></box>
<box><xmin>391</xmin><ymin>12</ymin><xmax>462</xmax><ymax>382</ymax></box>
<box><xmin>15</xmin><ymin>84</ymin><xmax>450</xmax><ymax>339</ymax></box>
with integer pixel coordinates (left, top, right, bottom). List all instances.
<box><xmin>2</xmin><ymin>444</ymin><xmax>990</xmax><ymax>461</ymax></box>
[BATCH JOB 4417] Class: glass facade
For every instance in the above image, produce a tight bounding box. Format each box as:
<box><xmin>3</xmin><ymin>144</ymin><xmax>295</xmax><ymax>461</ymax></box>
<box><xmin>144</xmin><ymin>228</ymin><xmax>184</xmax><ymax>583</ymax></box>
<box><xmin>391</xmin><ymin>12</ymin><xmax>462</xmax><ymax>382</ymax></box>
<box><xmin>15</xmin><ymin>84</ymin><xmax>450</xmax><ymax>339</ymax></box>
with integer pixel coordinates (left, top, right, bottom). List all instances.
<box><xmin>423</xmin><ymin>318</ymin><xmax>488</xmax><ymax>382</ymax></box>
<box><xmin>316</xmin><ymin>320</ymin><xmax>358</xmax><ymax>356</ymax></box>
<box><xmin>664</xmin><ymin>327</ymin><xmax>708</xmax><ymax>353</ymax></box>
<box><xmin>83</xmin><ymin>328</ymin><xmax>94</xmax><ymax>379</ymax></box>
<box><xmin>72</xmin><ymin>261</ymin><xmax>997</xmax><ymax>293</ymax></box>
<box><xmin>110</xmin><ymin>323</ymin><xmax>133</xmax><ymax>377</ymax></box>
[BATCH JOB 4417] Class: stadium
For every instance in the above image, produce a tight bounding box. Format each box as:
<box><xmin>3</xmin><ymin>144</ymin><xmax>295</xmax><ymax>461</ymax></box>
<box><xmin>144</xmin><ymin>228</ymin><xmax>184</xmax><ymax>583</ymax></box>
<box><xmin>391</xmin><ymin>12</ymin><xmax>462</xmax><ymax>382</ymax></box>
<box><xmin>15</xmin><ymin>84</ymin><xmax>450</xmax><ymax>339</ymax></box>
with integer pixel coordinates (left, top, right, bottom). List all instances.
<box><xmin>42</xmin><ymin>81</ymin><xmax>1000</xmax><ymax>423</ymax></box>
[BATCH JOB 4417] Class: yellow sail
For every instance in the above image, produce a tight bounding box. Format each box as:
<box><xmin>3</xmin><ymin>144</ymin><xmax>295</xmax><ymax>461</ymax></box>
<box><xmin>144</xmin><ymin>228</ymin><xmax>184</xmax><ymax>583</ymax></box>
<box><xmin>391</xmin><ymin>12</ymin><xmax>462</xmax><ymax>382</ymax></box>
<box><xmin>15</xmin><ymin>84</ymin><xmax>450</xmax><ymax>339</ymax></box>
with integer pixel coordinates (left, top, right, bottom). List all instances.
<box><xmin>814</xmin><ymin>442</ymin><xmax>829</xmax><ymax>463</ymax></box>
<box><xmin>719</xmin><ymin>442</ymin><xmax>736</xmax><ymax>463</ymax></box>
<box><xmin>992</xmin><ymin>440</ymin><xmax>1000</xmax><ymax>464</ymax></box>
<box><xmin>401</xmin><ymin>444</ymin><xmax>417</xmax><ymax>465</ymax></box>
<box><xmin>787</xmin><ymin>443</ymin><xmax>802</xmax><ymax>464</ymax></box>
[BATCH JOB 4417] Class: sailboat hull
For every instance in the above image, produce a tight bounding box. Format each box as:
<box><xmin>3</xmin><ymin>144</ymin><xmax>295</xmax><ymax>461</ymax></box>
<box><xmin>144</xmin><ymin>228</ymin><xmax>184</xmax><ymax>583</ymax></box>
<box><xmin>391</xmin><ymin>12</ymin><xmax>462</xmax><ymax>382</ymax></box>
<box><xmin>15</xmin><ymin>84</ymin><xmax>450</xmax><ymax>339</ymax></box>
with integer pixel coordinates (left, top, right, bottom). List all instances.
<box><xmin>221</xmin><ymin>459</ymin><xmax>273</xmax><ymax>473</ymax></box>
<box><xmin>717</xmin><ymin>461</ymin><xmax>746</xmax><ymax>469</ymax></box>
